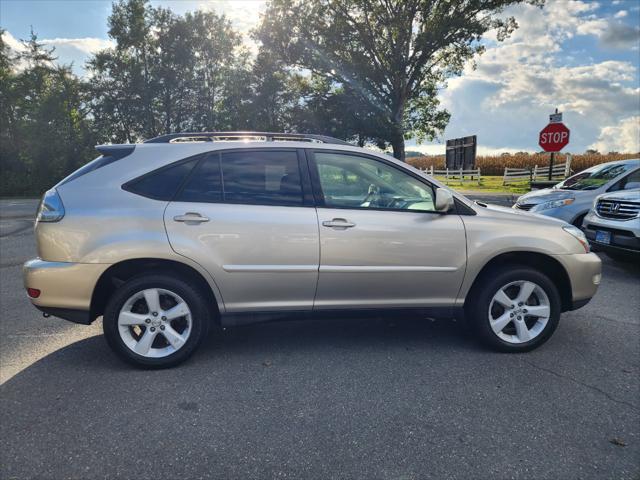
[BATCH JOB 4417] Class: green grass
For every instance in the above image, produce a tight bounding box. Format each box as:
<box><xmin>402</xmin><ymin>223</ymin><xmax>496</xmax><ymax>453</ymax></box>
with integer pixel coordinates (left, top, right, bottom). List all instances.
<box><xmin>433</xmin><ymin>175</ymin><xmax>530</xmax><ymax>194</ymax></box>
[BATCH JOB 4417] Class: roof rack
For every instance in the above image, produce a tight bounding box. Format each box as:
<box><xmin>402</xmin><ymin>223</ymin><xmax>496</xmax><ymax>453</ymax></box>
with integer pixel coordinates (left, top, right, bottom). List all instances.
<box><xmin>144</xmin><ymin>131</ymin><xmax>351</xmax><ymax>146</ymax></box>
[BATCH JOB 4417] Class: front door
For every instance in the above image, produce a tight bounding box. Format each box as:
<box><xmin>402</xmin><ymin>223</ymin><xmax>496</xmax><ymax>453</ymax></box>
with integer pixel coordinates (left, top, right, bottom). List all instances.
<box><xmin>164</xmin><ymin>149</ymin><xmax>319</xmax><ymax>312</ymax></box>
<box><xmin>308</xmin><ymin>150</ymin><xmax>467</xmax><ymax>310</ymax></box>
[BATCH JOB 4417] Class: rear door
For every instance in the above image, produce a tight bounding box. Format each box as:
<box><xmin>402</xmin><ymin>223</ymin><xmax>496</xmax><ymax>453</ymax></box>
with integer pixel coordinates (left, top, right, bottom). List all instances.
<box><xmin>308</xmin><ymin>150</ymin><xmax>467</xmax><ymax>310</ymax></box>
<box><xmin>164</xmin><ymin>148</ymin><xmax>319</xmax><ymax>312</ymax></box>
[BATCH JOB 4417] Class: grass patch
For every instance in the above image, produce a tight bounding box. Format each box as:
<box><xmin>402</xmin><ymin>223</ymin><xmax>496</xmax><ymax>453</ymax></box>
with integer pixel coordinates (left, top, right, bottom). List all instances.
<box><xmin>433</xmin><ymin>175</ymin><xmax>531</xmax><ymax>194</ymax></box>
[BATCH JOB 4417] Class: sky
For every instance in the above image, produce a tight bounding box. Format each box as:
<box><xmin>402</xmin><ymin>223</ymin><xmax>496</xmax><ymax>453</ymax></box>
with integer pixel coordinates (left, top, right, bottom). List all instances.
<box><xmin>1</xmin><ymin>0</ymin><xmax>639</xmax><ymax>155</ymax></box>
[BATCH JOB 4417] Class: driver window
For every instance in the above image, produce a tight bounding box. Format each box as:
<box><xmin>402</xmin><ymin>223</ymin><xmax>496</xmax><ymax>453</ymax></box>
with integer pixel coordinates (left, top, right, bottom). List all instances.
<box><xmin>314</xmin><ymin>152</ymin><xmax>436</xmax><ymax>212</ymax></box>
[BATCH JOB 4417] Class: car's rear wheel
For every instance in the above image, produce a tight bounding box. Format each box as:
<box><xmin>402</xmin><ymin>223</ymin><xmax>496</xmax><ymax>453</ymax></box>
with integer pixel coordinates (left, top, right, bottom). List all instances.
<box><xmin>467</xmin><ymin>266</ymin><xmax>561</xmax><ymax>352</ymax></box>
<box><xmin>103</xmin><ymin>273</ymin><xmax>210</xmax><ymax>368</ymax></box>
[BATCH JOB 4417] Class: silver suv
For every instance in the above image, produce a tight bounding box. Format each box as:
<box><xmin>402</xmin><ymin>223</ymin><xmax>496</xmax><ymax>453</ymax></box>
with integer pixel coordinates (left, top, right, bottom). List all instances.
<box><xmin>24</xmin><ymin>132</ymin><xmax>602</xmax><ymax>367</ymax></box>
<box><xmin>582</xmin><ymin>188</ymin><xmax>640</xmax><ymax>261</ymax></box>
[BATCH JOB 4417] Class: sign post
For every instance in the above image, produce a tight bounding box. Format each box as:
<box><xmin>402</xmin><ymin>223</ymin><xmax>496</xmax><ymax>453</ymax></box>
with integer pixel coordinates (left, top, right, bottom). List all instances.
<box><xmin>538</xmin><ymin>109</ymin><xmax>570</xmax><ymax>180</ymax></box>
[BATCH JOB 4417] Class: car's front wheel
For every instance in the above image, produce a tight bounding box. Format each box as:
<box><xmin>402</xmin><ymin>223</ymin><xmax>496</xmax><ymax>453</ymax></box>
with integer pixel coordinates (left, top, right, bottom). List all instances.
<box><xmin>467</xmin><ymin>266</ymin><xmax>561</xmax><ymax>352</ymax></box>
<box><xmin>103</xmin><ymin>273</ymin><xmax>210</xmax><ymax>368</ymax></box>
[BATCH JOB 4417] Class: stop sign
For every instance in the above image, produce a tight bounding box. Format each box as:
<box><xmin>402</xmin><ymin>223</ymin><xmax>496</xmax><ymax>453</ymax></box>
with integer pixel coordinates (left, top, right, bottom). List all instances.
<box><xmin>539</xmin><ymin>122</ymin><xmax>570</xmax><ymax>152</ymax></box>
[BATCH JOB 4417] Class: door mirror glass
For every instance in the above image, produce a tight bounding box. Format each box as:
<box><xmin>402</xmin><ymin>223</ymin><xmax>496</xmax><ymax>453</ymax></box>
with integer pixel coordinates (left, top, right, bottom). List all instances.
<box><xmin>435</xmin><ymin>188</ymin><xmax>455</xmax><ymax>212</ymax></box>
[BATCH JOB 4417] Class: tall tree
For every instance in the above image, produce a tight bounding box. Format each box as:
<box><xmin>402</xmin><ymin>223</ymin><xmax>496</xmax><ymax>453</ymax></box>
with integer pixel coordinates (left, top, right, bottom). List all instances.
<box><xmin>256</xmin><ymin>0</ymin><xmax>541</xmax><ymax>160</ymax></box>
<box><xmin>88</xmin><ymin>0</ymin><xmax>251</xmax><ymax>140</ymax></box>
<box><xmin>1</xmin><ymin>30</ymin><xmax>97</xmax><ymax>195</ymax></box>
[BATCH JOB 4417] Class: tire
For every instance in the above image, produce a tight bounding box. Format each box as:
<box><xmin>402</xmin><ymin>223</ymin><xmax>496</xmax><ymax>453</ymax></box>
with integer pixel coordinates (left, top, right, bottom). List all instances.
<box><xmin>466</xmin><ymin>266</ymin><xmax>561</xmax><ymax>352</ymax></box>
<box><xmin>571</xmin><ymin>213</ymin><xmax>586</xmax><ymax>229</ymax></box>
<box><xmin>103</xmin><ymin>272</ymin><xmax>211</xmax><ymax>368</ymax></box>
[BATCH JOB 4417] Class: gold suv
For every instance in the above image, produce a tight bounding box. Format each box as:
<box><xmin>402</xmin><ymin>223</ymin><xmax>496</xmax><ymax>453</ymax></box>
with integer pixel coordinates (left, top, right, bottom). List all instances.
<box><xmin>24</xmin><ymin>132</ymin><xmax>602</xmax><ymax>367</ymax></box>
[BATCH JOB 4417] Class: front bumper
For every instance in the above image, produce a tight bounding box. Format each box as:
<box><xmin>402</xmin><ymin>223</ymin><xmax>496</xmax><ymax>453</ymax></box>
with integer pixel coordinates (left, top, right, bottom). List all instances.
<box><xmin>23</xmin><ymin>259</ymin><xmax>110</xmax><ymax>324</ymax></box>
<box><xmin>583</xmin><ymin>212</ymin><xmax>640</xmax><ymax>254</ymax></box>
<box><xmin>552</xmin><ymin>252</ymin><xmax>602</xmax><ymax>310</ymax></box>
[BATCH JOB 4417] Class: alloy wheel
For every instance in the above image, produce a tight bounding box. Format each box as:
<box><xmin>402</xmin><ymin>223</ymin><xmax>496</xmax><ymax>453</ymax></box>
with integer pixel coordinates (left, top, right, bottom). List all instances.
<box><xmin>488</xmin><ymin>280</ymin><xmax>551</xmax><ymax>344</ymax></box>
<box><xmin>117</xmin><ymin>288</ymin><xmax>192</xmax><ymax>358</ymax></box>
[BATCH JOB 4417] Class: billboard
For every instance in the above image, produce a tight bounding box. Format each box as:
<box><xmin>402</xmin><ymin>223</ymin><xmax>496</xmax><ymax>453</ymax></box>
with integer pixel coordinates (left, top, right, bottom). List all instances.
<box><xmin>445</xmin><ymin>135</ymin><xmax>477</xmax><ymax>169</ymax></box>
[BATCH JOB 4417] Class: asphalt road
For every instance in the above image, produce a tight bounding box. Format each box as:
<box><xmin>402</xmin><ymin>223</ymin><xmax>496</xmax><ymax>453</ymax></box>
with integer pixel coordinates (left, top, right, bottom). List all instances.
<box><xmin>1</xmin><ymin>198</ymin><xmax>639</xmax><ymax>480</ymax></box>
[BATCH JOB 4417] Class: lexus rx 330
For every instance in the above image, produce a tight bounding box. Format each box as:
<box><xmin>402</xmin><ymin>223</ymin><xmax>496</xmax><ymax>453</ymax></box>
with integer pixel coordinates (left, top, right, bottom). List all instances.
<box><xmin>24</xmin><ymin>132</ymin><xmax>602</xmax><ymax>367</ymax></box>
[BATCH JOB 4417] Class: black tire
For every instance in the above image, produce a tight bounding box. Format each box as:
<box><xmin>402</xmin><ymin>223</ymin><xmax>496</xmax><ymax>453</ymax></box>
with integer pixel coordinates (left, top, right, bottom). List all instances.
<box><xmin>103</xmin><ymin>272</ymin><xmax>211</xmax><ymax>368</ymax></box>
<box><xmin>571</xmin><ymin>213</ymin><xmax>586</xmax><ymax>229</ymax></box>
<box><xmin>466</xmin><ymin>266</ymin><xmax>561</xmax><ymax>352</ymax></box>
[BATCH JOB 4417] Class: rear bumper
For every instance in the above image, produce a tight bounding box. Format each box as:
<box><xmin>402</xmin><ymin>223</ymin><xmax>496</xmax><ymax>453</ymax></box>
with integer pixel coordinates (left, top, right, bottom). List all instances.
<box><xmin>23</xmin><ymin>258</ymin><xmax>109</xmax><ymax>324</ymax></box>
<box><xmin>35</xmin><ymin>306</ymin><xmax>92</xmax><ymax>325</ymax></box>
<box><xmin>551</xmin><ymin>252</ymin><xmax>602</xmax><ymax>309</ymax></box>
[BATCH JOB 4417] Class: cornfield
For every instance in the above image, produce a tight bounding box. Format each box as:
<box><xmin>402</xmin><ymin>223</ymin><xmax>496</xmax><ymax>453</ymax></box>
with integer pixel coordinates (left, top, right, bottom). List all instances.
<box><xmin>407</xmin><ymin>152</ymin><xmax>639</xmax><ymax>176</ymax></box>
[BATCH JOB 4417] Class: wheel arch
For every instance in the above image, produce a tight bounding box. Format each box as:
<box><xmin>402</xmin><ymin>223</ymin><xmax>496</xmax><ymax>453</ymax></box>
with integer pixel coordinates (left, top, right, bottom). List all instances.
<box><xmin>90</xmin><ymin>258</ymin><xmax>222</xmax><ymax>323</ymax></box>
<box><xmin>570</xmin><ymin>210</ymin><xmax>589</xmax><ymax>227</ymax></box>
<box><xmin>464</xmin><ymin>251</ymin><xmax>573</xmax><ymax>312</ymax></box>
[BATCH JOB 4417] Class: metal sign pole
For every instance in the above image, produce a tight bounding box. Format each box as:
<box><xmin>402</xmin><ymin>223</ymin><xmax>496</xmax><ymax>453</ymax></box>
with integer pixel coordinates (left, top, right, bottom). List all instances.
<box><xmin>548</xmin><ymin>108</ymin><xmax>559</xmax><ymax>181</ymax></box>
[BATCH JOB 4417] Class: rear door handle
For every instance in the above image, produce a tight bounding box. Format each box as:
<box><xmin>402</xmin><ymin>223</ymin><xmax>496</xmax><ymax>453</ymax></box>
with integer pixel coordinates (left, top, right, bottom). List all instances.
<box><xmin>322</xmin><ymin>218</ymin><xmax>356</xmax><ymax>229</ymax></box>
<box><xmin>173</xmin><ymin>212</ymin><xmax>210</xmax><ymax>223</ymax></box>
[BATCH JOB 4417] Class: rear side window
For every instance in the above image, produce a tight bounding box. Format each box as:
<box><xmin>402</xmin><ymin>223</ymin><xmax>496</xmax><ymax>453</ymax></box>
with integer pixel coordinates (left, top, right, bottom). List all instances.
<box><xmin>123</xmin><ymin>158</ymin><xmax>199</xmax><ymax>200</ymax></box>
<box><xmin>221</xmin><ymin>150</ymin><xmax>303</xmax><ymax>206</ymax></box>
<box><xmin>176</xmin><ymin>155</ymin><xmax>223</xmax><ymax>203</ymax></box>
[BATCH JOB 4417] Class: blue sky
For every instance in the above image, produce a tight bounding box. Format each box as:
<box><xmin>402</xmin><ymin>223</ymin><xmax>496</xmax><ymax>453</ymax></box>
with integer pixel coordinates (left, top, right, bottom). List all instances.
<box><xmin>1</xmin><ymin>0</ymin><xmax>639</xmax><ymax>154</ymax></box>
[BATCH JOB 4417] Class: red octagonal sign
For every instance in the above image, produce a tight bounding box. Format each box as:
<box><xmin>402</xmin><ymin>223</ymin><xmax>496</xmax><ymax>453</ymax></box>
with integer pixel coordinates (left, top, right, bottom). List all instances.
<box><xmin>539</xmin><ymin>122</ymin><xmax>570</xmax><ymax>152</ymax></box>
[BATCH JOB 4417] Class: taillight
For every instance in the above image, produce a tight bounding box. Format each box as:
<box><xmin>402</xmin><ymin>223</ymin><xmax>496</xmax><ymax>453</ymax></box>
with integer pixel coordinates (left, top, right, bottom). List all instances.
<box><xmin>27</xmin><ymin>288</ymin><xmax>41</xmax><ymax>298</ymax></box>
<box><xmin>36</xmin><ymin>189</ymin><xmax>65</xmax><ymax>222</ymax></box>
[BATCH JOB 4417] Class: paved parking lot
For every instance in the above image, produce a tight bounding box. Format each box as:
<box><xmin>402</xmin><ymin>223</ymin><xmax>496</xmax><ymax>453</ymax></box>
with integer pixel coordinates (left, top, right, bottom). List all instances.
<box><xmin>1</xmin><ymin>198</ymin><xmax>638</xmax><ymax>479</ymax></box>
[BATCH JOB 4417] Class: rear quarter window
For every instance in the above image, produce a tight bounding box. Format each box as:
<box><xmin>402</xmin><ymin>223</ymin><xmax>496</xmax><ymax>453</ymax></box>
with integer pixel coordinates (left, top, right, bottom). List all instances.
<box><xmin>123</xmin><ymin>157</ymin><xmax>200</xmax><ymax>201</ymax></box>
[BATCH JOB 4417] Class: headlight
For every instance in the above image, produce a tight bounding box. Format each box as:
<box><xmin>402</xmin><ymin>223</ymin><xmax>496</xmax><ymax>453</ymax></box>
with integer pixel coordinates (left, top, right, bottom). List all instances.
<box><xmin>563</xmin><ymin>225</ymin><xmax>590</xmax><ymax>253</ymax></box>
<box><xmin>534</xmin><ymin>198</ymin><xmax>575</xmax><ymax>211</ymax></box>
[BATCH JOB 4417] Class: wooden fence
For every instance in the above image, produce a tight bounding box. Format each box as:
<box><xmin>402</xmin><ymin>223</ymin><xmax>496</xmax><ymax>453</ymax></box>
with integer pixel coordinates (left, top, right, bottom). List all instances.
<box><xmin>422</xmin><ymin>166</ymin><xmax>482</xmax><ymax>183</ymax></box>
<box><xmin>503</xmin><ymin>155</ymin><xmax>572</xmax><ymax>185</ymax></box>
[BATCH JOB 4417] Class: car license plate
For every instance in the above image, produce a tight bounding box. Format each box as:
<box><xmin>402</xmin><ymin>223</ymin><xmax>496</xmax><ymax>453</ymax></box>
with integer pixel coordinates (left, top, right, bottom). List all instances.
<box><xmin>595</xmin><ymin>230</ymin><xmax>611</xmax><ymax>245</ymax></box>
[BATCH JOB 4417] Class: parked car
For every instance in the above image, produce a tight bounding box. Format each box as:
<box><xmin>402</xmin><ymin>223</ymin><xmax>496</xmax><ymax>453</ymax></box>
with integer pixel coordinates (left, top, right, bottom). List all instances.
<box><xmin>582</xmin><ymin>189</ymin><xmax>640</xmax><ymax>261</ymax></box>
<box><xmin>513</xmin><ymin>159</ymin><xmax>640</xmax><ymax>226</ymax></box>
<box><xmin>24</xmin><ymin>132</ymin><xmax>602</xmax><ymax>368</ymax></box>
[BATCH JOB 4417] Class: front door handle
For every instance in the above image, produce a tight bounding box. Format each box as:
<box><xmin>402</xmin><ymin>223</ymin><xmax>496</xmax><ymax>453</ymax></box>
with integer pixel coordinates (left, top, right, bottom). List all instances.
<box><xmin>322</xmin><ymin>218</ymin><xmax>356</xmax><ymax>229</ymax></box>
<box><xmin>173</xmin><ymin>212</ymin><xmax>210</xmax><ymax>223</ymax></box>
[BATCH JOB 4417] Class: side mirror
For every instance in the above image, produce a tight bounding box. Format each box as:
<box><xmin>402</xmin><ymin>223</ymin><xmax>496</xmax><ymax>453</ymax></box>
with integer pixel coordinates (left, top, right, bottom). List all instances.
<box><xmin>435</xmin><ymin>188</ymin><xmax>455</xmax><ymax>212</ymax></box>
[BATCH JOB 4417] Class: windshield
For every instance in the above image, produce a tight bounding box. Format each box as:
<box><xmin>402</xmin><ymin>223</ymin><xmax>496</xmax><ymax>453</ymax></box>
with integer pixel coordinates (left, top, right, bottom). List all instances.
<box><xmin>556</xmin><ymin>163</ymin><xmax>637</xmax><ymax>191</ymax></box>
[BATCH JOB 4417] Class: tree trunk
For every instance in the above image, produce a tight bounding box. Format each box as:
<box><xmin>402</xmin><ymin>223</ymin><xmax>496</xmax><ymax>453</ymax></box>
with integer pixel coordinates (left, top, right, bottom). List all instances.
<box><xmin>390</xmin><ymin>95</ymin><xmax>406</xmax><ymax>161</ymax></box>
<box><xmin>391</xmin><ymin>135</ymin><xmax>405</xmax><ymax>162</ymax></box>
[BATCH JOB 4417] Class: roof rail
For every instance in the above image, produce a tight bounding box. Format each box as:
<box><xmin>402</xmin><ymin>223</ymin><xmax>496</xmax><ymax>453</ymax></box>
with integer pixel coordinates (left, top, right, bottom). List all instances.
<box><xmin>143</xmin><ymin>131</ymin><xmax>351</xmax><ymax>146</ymax></box>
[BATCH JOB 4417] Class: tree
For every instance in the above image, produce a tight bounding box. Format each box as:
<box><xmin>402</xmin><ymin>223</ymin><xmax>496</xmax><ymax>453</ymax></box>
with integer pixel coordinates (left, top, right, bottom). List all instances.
<box><xmin>256</xmin><ymin>0</ymin><xmax>541</xmax><ymax>160</ymax></box>
<box><xmin>88</xmin><ymin>0</ymin><xmax>251</xmax><ymax>140</ymax></box>
<box><xmin>0</xmin><ymin>30</ymin><xmax>97</xmax><ymax>195</ymax></box>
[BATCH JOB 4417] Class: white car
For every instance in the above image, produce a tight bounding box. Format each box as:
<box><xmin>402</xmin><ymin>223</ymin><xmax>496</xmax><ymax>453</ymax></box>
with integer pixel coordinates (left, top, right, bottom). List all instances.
<box><xmin>582</xmin><ymin>188</ymin><xmax>640</xmax><ymax>261</ymax></box>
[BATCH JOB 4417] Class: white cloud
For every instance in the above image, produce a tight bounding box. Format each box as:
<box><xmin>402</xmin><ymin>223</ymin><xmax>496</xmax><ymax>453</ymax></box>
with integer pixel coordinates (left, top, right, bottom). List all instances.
<box><xmin>1</xmin><ymin>31</ymin><xmax>25</xmax><ymax>52</ymax></box>
<box><xmin>1</xmin><ymin>31</ymin><xmax>113</xmax><ymax>75</ymax></box>
<box><xmin>589</xmin><ymin>116</ymin><xmax>640</xmax><ymax>153</ymax></box>
<box><xmin>614</xmin><ymin>10</ymin><xmax>628</xmax><ymax>18</ymax></box>
<box><xmin>42</xmin><ymin>37</ymin><xmax>113</xmax><ymax>55</ymax></box>
<box><xmin>42</xmin><ymin>37</ymin><xmax>114</xmax><ymax>75</ymax></box>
